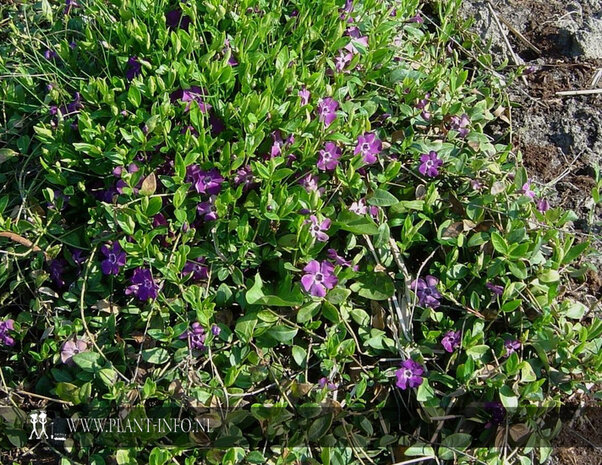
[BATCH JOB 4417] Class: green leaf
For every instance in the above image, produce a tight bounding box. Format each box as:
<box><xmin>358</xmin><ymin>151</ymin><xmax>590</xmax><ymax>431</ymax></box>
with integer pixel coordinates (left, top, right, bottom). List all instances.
<box><xmin>142</xmin><ymin>348</ymin><xmax>169</xmax><ymax>364</ymax></box>
<box><xmin>128</xmin><ymin>85</ymin><xmax>142</xmax><ymax>107</ymax></box>
<box><xmin>72</xmin><ymin>352</ymin><xmax>102</xmax><ymax>372</ymax></box>
<box><xmin>539</xmin><ymin>269</ymin><xmax>560</xmax><ymax>283</ymax></box>
<box><xmin>439</xmin><ymin>433</ymin><xmax>472</xmax><ymax>460</ymax></box>
<box><xmin>267</xmin><ymin>325</ymin><xmax>298</xmax><ymax>343</ymax></box>
<box><xmin>307</xmin><ymin>413</ymin><xmax>333</xmax><ymax>441</ymax></box>
<box><xmin>0</xmin><ymin>148</ymin><xmax>18</xmax><ymax>164</ymax></box>
<box><xmin>367</xmin><ymin>189</ymin><xmax>399</xmax><ymax>207</ymax></box>
<box><xmin>336</xmin><ymin>211</ymin><xmax>379</xmax><ymax>235</ymax></box>
<box><xmin>350</xmin><ymin>272</ymin><xmax>395</xmax><ymax>300</ymax></box>
<box><xmin>292</xmin><ymin>346</ymin><xmax>307</xmax><ymax>367</ymax></box>
<box><xmin>499</xmin><ymin>385</ymin><xmax>518</xmax><ymax>409</ymax></box>
<box><xmin>491</xmin><ymin>232</ymin><xmax>508</xmax><ymax>255</ymax></box>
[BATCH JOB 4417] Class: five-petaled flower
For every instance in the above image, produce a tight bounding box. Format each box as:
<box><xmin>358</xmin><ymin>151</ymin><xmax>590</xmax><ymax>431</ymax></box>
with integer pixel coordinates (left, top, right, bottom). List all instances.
<box><xmin>327</xmin><ymin>249</ymin><xmax>358</xmax><ymax>270</ymax></box>
<box><xmin>301</xmin><ymin>260</ymin><xmax>338</xmax><ymax>297</ymax></box>
<box><xmin>61</xmin><ymin>338</ymin><xmax>88</xmax><ymax>365</ymax></box>
<box><xmin>306</xmin><ymin>215</ymin><xmax>331</xmax><ymax>242</ymax></box>
<box><xmin>179</xmin><ymin>322</ymin><xmax>206</xmax><ymax>350</ymax></box>
<box><xmin>395</xmin><ymin>359</ymin><xmax>424</xmax><ymax>390</ymax></box>
<box><xmin>504</xmin><ymin>339</ymin><xmax>521</xmax><ymax>357</ymax></box>
<box><xmin>191</xmin><ymin>168</ymin><xmax>224</xmax><ymax>195</ymax></box>
<box><xmin>354</xmin><ymin>132</ymin><xmax>382</xmax><ymax>165</ymax></box>
<box><xmin>317</xmin><ymin>97</ymin><xmax>339</xmax><ymax>127</ymax></box>
<box><xmin>125</xmin><ymin>268</ymin><xmax>159</xmax><ymax>301</ymax></box>
<box><xmin>486</xmin><ymin>283</ymin><xmax>504</xmax><ymax>296</ymax></box>
<box><xmin>317</xmin><ymin>142</ymin><xmax>342</xmax><ymax>171</ymax></box>
<box><xmin>318</xmin><ymin>377</ymin><xmax>338</xmax><ymax>390</ymax></box>
<box><xmin>441</xmin><ymin>330</ymin><xmax>461</xmax><ymax>353</ymax></box>
<box><xmin>183</xmin><ymin>259</ymin><xmax>209</xmax><ymax>281</ymax></box>
<box><xmin>0</xmin><ymin>319</ymin><xmax>15</xmax><ymax>347</ymax></box>
<box><xmin>299</xmin><ymin>173</ymin><xmax>320</xmax><ymax>194</ymax></box>
<box><xmin>520</xmin><ymin>182</ymin><xmax>535</xmax><ymax>199</ymax></box>
<box><xmin>450</xmin><ymin>114</ymin><xmax>470</xmax><ymax>138</ymax></box>
<box><xmin>165</xmin><ymin>8</ymin><xmax>192</xmax><ymax>30</ymax></box>
<box><xmin>234</xmin><ymin>165</ymin><xmax>256</xmax><ymax>191</ymax></box>
<box><xmin>126</xmin><ymin>56</ymin><xmax>142</xmax><ymax>81</ymax></box>
<box><xmin>349</xmin><ymin>198</ymin><xmax>379</xmax><ymax>218</ymax></box>
<box><xmin>170</xmin><ymin>86</ymin><xmax>211</xmax><ymax>113</ymax></box>
<box><xmin>537</xmin><ymin>198</ymin><xmax>550</xmax><ymax>212</ymax></box>
<box><xmin>197</xmin><ymin>195</ymin><xmax>218</xmax><ymax>221</ymax></box>
<box><xmin>100</xmin><ymin>243</ymin><xmax>126</xmax><ymax>275</ymax></box>
<box><xmin>411</xmin><ymin>275</ymin><xmax>441</xmax><ymax>308</ymax></box>
<box><xmin>418</xmin><ymin>151</ymin><xmax>443</xmax><ymax>177</ymax></box>
<box><xmin>298</xmin><ymin>87</ymin><xmax>311</xmax><ymax>105</ymax></box>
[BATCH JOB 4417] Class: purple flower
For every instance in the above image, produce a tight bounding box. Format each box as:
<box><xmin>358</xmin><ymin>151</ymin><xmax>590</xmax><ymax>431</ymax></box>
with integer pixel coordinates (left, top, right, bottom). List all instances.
<box><xmin>416</xmin><ymin>93</ymin><xmax>430</xmax><ymax>109</ymax></box>
<box><xmin>125</xmin><ymin>268</ymin><xmax>159</xmax><ymax>301</ymax></box>
<box><xmin>327</xmin><ymin>249</ymin><xmax>358</xmax><ymax>270</ymax></box>
<box><xmin>471</xmin><ymin>179</ymin><xmax>483</xmax><ymax>191</ymax></box>
<box><xmin>197</xmin><ymin>195</ymin><xmax>218</xmax><ymax>221</ymax></box>
<box><xmin>484</xmin><ymin>401</ymin><xmax>506</xmax><ymax>428</ymax></box>
<box><xmin>170</xmin><ymin>86</ymin><xmax>210</xmax><ymax>113</ymax></box>
<box><xmin>536</xmin><ymin>198</ymin><xmax>550</xmax><ymax>212</ymax></box>
<box><xmin>395</xmin><ymin>359</ymin><xmax>424</xmax><ymax>390</ymax></box>
<box><xmin>210</xmin><ymin>112</ymin><xmax>226</xmax><ymax>135</ymax></box>
<box><xmin>504</xmin><ymin>339</ymin><xmax>521</xmax><ymax>357</ymax></box>
<box><xmin>441</xmin><ymin>330</ymin><xmax>461</xmax><ymax>353</ymax></box>
<box><xmin>165</xmin><ymin>8</ymin><xmax>192</xmax><ymax>30</ymax></box>
<box><xmin>306</xmin><ymin>215</ymin><xmax>331</xmax><ymax>242</ymax></box>
<box><xmin>486</xmin><ymin>283</ymin><xmax>504</xmax><ymax>296</ymax></box>
<box><xmin>354</xmin><ymin>132</ymin><xmax>382</xmax><ymax>165</ymax></box>
<box><xmin>450</xmin><ymin>114</ymin><xmax>470</xmax><ymax>138</ymax></box>
<box><xmin>317</xmin><ymin>97</ymin><xmax>339</xmax><ymax>127</ymax></box>
<box><xmin>179</xmin><ymin>322</ymin><xmax>206</xmax><ymax>350</ymax></box>
<box><xmin>520</xmin><ymin>182</ymin><xmax>535</xmax><ymax>199</ymax></box>
<box><xmin>418</xmin><ymin>151</ymin><xmax>443</xmax><ymax>177</ymax></box>
<box><xmin>409</xmin><ymin>13</ymin><xmax>424</xmax><ymax>23</ymax></box>
<box><xmin>301</xmin><ymin>260</ymin><xmax>338</xmax><ymax>297</ymax></box>
<box><xmin>318</xmin><ymin>377</ymin><xmax>337</xmax><ymax>390</ymax></box>
<box><xmin>0</xmin><ymin>319</ymin><xmax>15</xmax><ymax>347</ymax></box>
<box><xmin>100</xmin><ymin>243</ymin><xmax>126</xmax><ymax>275</ymax></box>
<box><xmin>269</xmin><ymin>131</ymin><xmax>293</xmax><ymax>158</ymax></box>
<box><xmin>345</xmin><ymin>26</ymin><xmax>368</xmax><ymax>55</ymax></box>
<box><xmin>64</xmin><ymin>0</ymin><xmax>80</xmax><ymax>15</ymax></box>
<box><xmin>61</xmin><ymin>338</ymin><xmax>88</xmax><ymax>365</ymax></box>
<box><xmin>125</xmin><ymin>56</ymin><xmax>142</xmax><ymax>81</ymax></box>
<box><xmin>317</xmin><ymin>142</ymin><xmax>342</xmax><ymax>171</ymax></box>
<box><xmin>44</xmin><ymin>49</ymin><xmax>58</xmax><ymax>60</ymax></box>
<box><xmin>181</xmin><ymin>125</ymin><xmax>199</xmax><ymax>136</ymax></box>
<box><xmin>411</xmin><ymin>275</ymin><xmax>441</xmax><ymax>308</ymax></box>
<box><xmin>299</xmin><ymin>173</ymin><xmax>320</xmax><ymax>193</ymax></box>
<box><xmin>49</xmin><ymin>259</ymin><xmax>66</xmax><ymax>288</ymax></box>
<box><xmin>183</xmin><ymin>259</ymin><xmax>209</xmax><ymax>281</ymax></box>
<box><xmin>234</xmin><ymin>165</ymin><xmax>256</xmax><ymax>191</ymax></box>
<box><xmin>70</xmin><ymin>249</ymin><xmax>86</xmax><ymax>269</ymax></box>
<box><xmin>298</xmin><ymin>87</ymin><xmax>311</xmax><ymax>105</ymax></box>
<box><xmin>191</xmin><ymin>168</ymin><xmax>224</xmax><ymax>195</ymax></box>
<box><xmin>223</xmin><ymin>39</ymin><xmax>238</xmax><ymax>66</ymax></box>
<box><xmin>421</xmin><ymin>110</ymin><xmax>431</xmax><ymax>121</ymax></box>
<box><xmin>211</xmin><ymin>324</ymin><xmax>221</xmax><ymax>336</ymax></box>
<box><xmin>334</xmin><ymin>50</ymin><xmax>352</xmax><ymax>72</ymax></box>
<box><xmin>349</xmin><ymin>198</ymin><xmax>379</xmax><ymax>218</ymax></box>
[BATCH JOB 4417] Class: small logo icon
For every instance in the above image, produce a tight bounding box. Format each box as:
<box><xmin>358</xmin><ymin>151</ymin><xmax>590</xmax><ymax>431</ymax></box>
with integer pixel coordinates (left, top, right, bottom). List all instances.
<box><xmin>29</xmin><ymin>410</ymin><xmax>49</xmax><ymax>440</ymax></box>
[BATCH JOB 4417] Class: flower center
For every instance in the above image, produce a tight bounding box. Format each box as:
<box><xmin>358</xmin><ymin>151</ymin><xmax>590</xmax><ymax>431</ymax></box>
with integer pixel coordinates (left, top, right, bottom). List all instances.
<box><xmin>109</xmin><ymin>253</ymin><xmax>117</xmax><ymax>263</ymax></box>
<box><xmin>144</xmin><ymin>279</ymin><xmax>152</xmax><ymax>288</ymax></box>
<box><xmin>204</xmin><ymin>176</ymin><xmax>213</xmax><ymax>184</ymax></box>
<box><xmin>315</xmin><ymin>273</ymin><xmax>324</xmax><ymax>282</ymax></box>
<box><xmin>73</xmin><ymin>349</ymin><xmax>79</xmax><ymax>354</ymax></box>
<box><xmin>404</xmin><ymin>369</ymin><xmax>413</xmax><ymax>378</ymax></box>
<box><xmin>425</xmin><ymin>160</ymin><xmax>433</xmax><ymax>169</ymax></box>
<box><xmin>362</xmin><ymin>143</ymin><xmax>370</xmax><ymax>152</ymax></box>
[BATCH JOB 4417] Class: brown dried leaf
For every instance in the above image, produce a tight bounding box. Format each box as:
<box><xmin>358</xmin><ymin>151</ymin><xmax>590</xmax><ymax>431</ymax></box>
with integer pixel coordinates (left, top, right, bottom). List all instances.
<box><xmin>91</xmin><ymin>299</ymin><xmax>120</xmax><ymax>314</ymax></box>
<box><xmin>139</xmin><ymin>172</ymin><xmax>157</xmax><ymax>196</ymax></box>
<box><xmin>491</xmin><ymin>181</ymin><xmax>506</xmax><ymax>195</ymax></box>
<box><xmin>415</xmin><ymin>184</ymin><xmax>426</xmax><ymax>200</ymax></box>
<box><xmin>442</xmin><ymin>222</ymin><xmax>464</xmax><ymax>238</ymax></box>
<box><xmin>370</xmin><ymin>301</ymin><xmax>386</xmax><ymax>329</ymax></box>
<box><xmin>509</xmin><ymin>423</ymin><xmax>530</xmax><ymax>443</ymax></box>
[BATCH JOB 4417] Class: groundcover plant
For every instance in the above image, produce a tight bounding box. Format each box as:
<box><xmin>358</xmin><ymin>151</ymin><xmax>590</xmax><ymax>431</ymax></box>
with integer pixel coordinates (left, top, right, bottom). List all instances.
<box><xmin>0</xmin><ymin>0</ymin><xmax>600</xmax><ymax>463</ymax></box>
